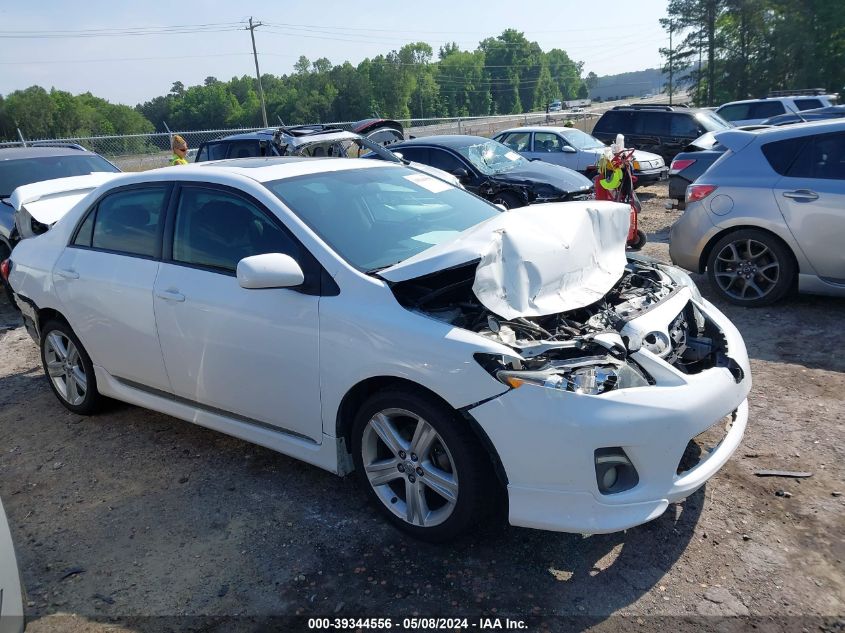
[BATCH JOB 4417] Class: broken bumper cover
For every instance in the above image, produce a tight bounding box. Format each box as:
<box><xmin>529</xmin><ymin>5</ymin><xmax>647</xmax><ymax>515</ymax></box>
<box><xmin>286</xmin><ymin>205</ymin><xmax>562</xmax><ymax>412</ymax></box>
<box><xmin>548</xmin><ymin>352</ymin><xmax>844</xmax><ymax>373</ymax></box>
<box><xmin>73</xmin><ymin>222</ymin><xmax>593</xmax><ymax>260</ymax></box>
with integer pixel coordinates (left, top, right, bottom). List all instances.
<box><xmin>466</xmin><ymin>298</ymin><xmax>751</xmax><ymax>534</ymax></box>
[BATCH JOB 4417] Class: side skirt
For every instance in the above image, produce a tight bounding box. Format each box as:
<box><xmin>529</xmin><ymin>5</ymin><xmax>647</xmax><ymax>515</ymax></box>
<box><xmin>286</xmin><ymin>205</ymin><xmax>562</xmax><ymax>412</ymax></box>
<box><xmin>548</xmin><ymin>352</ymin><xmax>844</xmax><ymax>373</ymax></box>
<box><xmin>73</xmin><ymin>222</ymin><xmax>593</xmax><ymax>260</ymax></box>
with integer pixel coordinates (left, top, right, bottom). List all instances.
<box><xmin>94</xmin><ymin>366</ymin><xmax>347</xmax><ymax>475</ymax></box>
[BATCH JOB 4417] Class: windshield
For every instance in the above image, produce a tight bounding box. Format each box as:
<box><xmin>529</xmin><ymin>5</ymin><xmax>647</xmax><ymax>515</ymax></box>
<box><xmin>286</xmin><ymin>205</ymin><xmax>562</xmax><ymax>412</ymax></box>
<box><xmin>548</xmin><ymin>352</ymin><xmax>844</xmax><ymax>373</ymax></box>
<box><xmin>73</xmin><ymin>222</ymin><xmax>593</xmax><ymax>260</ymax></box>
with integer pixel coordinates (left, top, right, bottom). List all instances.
<box><xmin>696</xmin><ymin>111</ymin><xmax>732</xmax><ymax>132</ymax></box>
<box><xmin>266</xmin><ymin>166</ymin><xmax>499</xmax><ymax>271</ymax></box>
<box><xmin>0</xmin><ymin>154</ymin><xmax>119</xmax><ymax>198</ymax></box>
<box><xmin>559</xmin><ymin>129</ymin><xmax>605</xmax><ymax>150</ymax></box>
<box><xmin>454</xmin><ymin>140</ymin><xmax>527</xmax><ymax>175</ymax></box>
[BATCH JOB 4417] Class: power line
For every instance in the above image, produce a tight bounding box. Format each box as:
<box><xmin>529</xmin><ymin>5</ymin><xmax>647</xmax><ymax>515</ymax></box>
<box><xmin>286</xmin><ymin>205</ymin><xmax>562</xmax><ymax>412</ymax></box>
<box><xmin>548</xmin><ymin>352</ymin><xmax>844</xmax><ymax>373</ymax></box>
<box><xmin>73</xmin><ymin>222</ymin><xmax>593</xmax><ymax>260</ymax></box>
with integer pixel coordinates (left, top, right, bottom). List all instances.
<box><xmin>0</xmin><ymin>52</ymin><xmax>252</xmax><ymax>65</ymax></box>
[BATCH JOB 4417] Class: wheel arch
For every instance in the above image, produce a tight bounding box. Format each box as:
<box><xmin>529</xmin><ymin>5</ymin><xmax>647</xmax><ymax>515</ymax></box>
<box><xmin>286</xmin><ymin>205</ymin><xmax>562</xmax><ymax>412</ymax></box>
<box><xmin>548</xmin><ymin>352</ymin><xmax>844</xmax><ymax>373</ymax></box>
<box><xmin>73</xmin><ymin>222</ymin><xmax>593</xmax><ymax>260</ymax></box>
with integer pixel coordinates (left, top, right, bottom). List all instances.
<box><xmin>699</xmin><ymin>224</ymin><xmax>799</xmax><ymax>276</ymax></box>
<box><xmin>334</xmin><ymin>375</ymin><xmax>508</xmax><ymax>486</ymax></box>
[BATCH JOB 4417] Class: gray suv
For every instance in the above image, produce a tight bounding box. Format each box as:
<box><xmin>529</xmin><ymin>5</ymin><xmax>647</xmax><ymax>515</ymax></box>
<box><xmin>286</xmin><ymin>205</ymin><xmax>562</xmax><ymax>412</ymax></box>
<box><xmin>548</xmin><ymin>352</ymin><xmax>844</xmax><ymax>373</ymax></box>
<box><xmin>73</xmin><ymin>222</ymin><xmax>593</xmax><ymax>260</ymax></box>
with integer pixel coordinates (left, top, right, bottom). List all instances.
<box><xmin>669</xmin><ymin>119</ymin><xmax>845</xmax><ymax>306</ymax></box>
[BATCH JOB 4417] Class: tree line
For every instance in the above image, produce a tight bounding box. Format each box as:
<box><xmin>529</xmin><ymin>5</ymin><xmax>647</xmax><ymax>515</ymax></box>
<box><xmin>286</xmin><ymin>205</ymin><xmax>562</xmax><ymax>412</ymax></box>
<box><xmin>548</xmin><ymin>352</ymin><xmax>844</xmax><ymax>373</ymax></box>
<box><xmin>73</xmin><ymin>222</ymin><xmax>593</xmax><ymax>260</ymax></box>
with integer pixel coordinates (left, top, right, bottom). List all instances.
<box><xmin>662</xmin><ymin>0</ymin><xmax>844</xmax><ymax>106</ymax></box>
<box><xmin>0</xmin><ymin>29</ymin><xmax>587</xmax><ymax>140</ymax></box>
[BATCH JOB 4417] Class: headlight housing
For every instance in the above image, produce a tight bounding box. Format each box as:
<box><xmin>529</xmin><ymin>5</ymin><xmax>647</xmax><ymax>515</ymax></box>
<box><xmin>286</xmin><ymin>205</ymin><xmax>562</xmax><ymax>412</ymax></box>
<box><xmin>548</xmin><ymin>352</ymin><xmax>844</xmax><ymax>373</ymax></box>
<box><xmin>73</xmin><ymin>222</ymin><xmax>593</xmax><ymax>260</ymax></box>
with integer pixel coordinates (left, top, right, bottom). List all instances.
<box><xmin>659</xmin><ymin>264</ymin><xmax>703</xmax><ymax>303</ymax></box>
<box><xmin>474</xmin><ymin>353</ymin><xmax>650</xmax><ymax>396</ymax></box>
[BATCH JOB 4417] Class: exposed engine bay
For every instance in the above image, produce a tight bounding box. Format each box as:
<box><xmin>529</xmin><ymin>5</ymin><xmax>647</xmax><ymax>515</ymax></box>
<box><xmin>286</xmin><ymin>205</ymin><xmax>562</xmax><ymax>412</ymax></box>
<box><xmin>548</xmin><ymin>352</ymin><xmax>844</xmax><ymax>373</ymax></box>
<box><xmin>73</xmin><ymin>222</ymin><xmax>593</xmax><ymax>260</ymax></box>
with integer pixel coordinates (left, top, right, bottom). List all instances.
<box><xmin>389</xmin><ymin>257</ymin><xmax>741</xmax><ymax>396</ymax></box>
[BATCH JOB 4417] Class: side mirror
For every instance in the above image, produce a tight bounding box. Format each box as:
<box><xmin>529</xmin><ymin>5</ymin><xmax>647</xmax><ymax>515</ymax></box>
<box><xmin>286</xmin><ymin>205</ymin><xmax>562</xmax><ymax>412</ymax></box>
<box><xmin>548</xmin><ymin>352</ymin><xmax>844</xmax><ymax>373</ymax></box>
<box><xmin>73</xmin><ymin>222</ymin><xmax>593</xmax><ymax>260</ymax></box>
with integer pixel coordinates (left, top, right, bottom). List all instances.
<box><xmin>393</xmin><ymin>151</ymin><xmax>404</xmax><ymax>160</ymax></box>
<box><xmin>237</xmin><ymin>253</ymin><xmax>304</xmax><ymax>289</ymax></box>
<box><xmin>451</xmin><ymin>168</ymin><xmax>469</xmax><ymax>180</ymax></box>
<box><xmin>561</xmin><ymin>146</ymin><xmax>577</xmax><ymax>153</ymax></box>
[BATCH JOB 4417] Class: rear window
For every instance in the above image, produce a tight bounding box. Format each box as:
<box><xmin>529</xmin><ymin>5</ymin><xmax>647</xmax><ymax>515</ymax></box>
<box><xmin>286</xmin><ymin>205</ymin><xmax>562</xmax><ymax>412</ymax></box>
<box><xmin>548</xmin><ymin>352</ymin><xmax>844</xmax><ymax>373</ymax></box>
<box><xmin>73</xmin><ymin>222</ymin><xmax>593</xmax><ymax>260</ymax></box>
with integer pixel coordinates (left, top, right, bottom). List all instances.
<box><xmin>715</xmin><ymin>104</ymin><xmax>750</xmax><ymax>122</ymax></box>
<box><xmin>761</xmin><ymin>137</ymin><xmax>809</xmax><ymax>175</ymax></box>
<box><xmin>794</xmin><ymin>99</ymin><xmax>823</xmax><ymax>111</ymax></box>
<box><xmin>750</xmin><ymin>102</ymin><xmax>786</xmax><ymax>119</ymax></box>
<box><xmin>0</xmin><ymin>154</ymin><xmax>119</xmax><ymax>198</ymax></box>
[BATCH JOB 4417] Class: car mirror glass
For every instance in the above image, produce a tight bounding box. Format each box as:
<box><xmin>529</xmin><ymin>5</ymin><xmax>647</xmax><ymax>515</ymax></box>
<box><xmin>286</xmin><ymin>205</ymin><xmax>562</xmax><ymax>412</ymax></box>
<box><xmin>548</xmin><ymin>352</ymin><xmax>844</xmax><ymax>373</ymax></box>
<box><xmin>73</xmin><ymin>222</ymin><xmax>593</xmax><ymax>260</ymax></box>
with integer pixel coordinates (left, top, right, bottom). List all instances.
<box><xmin>237</xmin><ymin>253</ymin><xmax>304</xmax><ymax>289</ymax></box>
<box><xmin>451</xmin><ymin>168</ymin><xmax>469</xmax><ymax>180</ymax></box>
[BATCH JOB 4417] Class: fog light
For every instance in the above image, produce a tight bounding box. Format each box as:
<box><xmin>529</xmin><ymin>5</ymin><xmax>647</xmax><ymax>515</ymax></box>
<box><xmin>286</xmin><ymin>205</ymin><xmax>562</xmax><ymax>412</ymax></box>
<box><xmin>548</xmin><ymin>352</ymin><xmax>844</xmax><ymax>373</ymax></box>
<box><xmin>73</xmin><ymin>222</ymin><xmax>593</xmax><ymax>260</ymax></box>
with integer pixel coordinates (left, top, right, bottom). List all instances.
<box><xmin>595</xmin><ymin>448</ymin><xmax>639</xmax><ymax>495</ymax></box>
<box><xmin>602</xmin><ymin>466</ymin><xmax>618</xmax><ymax>490</ymax></box>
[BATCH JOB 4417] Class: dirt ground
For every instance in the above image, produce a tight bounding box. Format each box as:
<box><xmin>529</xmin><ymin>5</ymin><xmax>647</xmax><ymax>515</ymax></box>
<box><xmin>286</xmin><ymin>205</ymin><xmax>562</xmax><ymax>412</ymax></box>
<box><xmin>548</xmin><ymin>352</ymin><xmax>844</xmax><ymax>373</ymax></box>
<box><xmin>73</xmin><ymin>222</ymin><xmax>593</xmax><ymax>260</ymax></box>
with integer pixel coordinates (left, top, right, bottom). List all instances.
<box><xmin>0</xmin><ymin>182</ymin><xmax>843</xmax><ymax>632</ymax></box>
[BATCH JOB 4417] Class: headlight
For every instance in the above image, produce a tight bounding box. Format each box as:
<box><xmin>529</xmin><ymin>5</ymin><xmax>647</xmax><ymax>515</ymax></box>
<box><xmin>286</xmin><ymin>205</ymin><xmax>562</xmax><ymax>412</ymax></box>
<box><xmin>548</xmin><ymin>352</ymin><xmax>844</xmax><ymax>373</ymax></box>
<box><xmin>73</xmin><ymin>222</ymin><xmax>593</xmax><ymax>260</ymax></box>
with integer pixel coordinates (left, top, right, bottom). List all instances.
<box><xmin>659</xmin><ymin>264</ymin><xmax>703</xmax><ymax>302</ymax></box>
<box><xmin>474</xmin><ymin>353</ymin><xmax>650</xmax><ymax>395</ymax></box>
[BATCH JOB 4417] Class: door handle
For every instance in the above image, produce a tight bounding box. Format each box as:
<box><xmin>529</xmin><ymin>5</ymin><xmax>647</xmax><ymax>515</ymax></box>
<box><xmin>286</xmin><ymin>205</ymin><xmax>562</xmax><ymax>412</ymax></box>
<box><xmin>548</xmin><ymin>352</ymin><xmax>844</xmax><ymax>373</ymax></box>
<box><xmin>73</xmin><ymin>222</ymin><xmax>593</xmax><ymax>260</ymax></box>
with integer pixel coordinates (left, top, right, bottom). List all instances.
<box><xmin>56</xmin><ymin>268</ymin><xmax>79</xmax><ymax>280</ymax></box>
<box><xmin>155</xmin><ymin>289</ymin><xmax>185</xmax><ymax>302</ymax></box>
<box><xmin>782</xmin><ymin>189</ymin><xmax>819</xmax><ymax>201</ymax></box>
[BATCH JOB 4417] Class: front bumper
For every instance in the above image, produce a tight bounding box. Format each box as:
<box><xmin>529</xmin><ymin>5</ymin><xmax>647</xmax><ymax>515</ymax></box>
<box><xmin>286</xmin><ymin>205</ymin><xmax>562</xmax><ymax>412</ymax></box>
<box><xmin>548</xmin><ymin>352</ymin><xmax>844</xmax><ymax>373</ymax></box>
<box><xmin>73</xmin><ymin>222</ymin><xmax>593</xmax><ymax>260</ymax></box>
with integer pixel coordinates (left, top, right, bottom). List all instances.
<box><xmin>634</xmin><ymin>167</ymin><xmax>669</xmax><ymax>185</ymax></box>
<box><xmin>467</xmin><ymin>298</ymin><xmax>751</xmax><ymax>534</ymax></box>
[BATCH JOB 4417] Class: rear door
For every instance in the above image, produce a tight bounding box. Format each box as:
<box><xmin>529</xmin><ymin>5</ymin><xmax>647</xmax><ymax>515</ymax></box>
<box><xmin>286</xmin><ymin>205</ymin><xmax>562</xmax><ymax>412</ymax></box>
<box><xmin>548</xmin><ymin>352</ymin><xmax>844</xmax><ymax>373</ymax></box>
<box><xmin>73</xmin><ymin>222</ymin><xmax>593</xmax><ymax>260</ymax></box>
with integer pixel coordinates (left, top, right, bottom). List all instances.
<box><xmin>152</xmin><ymin>183</ymin><xmax>323</xmax><ymax>441</ymax></box>
<box><xmin>772</xmin><ymin>131</ymin><xmax>845</xmax><ymax>280</ymax></box>
<box><xmin>628</xmin><ymin>111</ymin><xmax>669</xmax><ymax>158</ymax></box>
<box><xmin>53</xmin><ymin>184</ymin><xmax>173</xmax><ymax>391</ymax></box>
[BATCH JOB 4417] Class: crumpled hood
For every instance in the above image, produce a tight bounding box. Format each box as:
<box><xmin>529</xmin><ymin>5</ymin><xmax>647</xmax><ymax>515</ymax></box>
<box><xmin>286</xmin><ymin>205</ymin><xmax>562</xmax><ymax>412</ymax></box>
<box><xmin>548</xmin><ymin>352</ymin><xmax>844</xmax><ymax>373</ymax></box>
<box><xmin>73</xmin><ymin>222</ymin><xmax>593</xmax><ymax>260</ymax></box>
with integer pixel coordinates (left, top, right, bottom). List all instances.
<box><xmin>9</xmin><ymin>172</ymin><xmax>121</xmax><ymax>224</ymax></box>
<box><xmin>494</xmin><ymin>160</ymin><xmax>592</xmax><ymax>192</ymax></box>
<box><xmin>380</xmin><ymin>201</ymin><xmax>631</xmax><ymax>319</ymax></box>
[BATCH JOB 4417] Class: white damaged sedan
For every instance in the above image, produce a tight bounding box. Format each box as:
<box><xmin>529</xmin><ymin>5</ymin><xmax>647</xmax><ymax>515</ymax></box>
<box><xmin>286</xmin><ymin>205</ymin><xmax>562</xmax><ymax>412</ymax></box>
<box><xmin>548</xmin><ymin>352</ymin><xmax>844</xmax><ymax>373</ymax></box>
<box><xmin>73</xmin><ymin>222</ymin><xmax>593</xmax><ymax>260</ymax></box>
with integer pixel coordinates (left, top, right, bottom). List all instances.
<box><xmin>3</xmin><ymin>157</ymin><xmax>751</xmax><ymax>541</ymax></box>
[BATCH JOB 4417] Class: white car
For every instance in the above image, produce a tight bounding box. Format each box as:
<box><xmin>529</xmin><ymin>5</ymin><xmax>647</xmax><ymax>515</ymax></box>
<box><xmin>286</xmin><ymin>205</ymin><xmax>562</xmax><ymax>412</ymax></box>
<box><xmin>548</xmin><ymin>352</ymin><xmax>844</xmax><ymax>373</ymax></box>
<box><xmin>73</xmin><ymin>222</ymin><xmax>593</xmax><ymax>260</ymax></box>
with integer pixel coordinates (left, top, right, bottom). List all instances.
<box><xmin>4</xmin><ymin>158</ymin><xmax>751</xmax><ymax>541</ymax></box>
<box><xmin>715</xmin><ymin>95</ymin><xmax>837</xmax><ymax>126</ymax></box>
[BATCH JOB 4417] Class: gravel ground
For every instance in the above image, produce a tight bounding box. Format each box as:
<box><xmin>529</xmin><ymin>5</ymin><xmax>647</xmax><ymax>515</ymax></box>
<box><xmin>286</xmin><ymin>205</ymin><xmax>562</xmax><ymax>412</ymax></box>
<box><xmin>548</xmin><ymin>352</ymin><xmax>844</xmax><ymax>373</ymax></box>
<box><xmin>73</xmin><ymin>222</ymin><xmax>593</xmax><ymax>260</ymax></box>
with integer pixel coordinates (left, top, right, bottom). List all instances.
<box><xmin>0</xmin><ymin>182</ymin><xmax>843</xmax><ymax>632</ymax></box>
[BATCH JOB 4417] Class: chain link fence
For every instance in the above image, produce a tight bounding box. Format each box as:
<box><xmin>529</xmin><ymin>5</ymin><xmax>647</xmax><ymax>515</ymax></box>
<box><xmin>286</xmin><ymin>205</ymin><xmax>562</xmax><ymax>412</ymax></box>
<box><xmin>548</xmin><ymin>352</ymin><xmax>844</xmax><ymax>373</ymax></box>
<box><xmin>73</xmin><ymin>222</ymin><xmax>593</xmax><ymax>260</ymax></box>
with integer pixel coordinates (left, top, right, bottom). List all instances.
<box><xmin>0</xmin><ymin>111</ymin><xmax>598</xmax><ymax>172</ymax></box>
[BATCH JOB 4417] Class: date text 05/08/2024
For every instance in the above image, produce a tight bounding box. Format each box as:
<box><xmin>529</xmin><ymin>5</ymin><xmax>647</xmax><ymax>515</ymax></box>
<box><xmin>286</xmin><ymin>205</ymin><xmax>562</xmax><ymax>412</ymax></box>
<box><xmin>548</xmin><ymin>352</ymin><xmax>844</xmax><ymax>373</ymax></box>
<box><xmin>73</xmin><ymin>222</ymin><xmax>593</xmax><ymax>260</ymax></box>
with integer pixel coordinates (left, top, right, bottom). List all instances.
<box><xmin>307</xmin><ymin>617</ymin><xmax>528</xmax><ymax>630</ymax></box>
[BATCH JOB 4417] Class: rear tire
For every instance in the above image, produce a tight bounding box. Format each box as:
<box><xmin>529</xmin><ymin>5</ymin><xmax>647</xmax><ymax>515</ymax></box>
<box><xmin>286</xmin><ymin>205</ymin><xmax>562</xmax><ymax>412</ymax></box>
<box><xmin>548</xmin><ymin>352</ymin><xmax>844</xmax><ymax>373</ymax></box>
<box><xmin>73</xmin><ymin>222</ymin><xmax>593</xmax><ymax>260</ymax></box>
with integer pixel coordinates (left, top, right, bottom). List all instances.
<box><xmin>351</xmin><ymin>388</ymin><xmax>495</xmax><ymax>542</ymax></box>
<box><xmin>706</xmin><ymin>228</ymin><xmax>795</xmax><ymax>307</ymax></box>
<box><xmin>40</xmin><ymin>320</ymin><xmax>102</xmax><ymax>414</ymax></box>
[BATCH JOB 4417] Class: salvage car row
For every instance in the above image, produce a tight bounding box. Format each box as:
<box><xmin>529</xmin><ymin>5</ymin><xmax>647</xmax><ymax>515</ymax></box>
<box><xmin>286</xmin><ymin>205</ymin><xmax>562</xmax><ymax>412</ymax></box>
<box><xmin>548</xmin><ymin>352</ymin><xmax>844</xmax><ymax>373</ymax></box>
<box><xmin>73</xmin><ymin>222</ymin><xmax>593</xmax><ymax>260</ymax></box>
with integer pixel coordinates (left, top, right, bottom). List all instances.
<box><xmin>0</xmin><ymin>104</ymin><xmax>842</xmax><ymax>544</ymax></box>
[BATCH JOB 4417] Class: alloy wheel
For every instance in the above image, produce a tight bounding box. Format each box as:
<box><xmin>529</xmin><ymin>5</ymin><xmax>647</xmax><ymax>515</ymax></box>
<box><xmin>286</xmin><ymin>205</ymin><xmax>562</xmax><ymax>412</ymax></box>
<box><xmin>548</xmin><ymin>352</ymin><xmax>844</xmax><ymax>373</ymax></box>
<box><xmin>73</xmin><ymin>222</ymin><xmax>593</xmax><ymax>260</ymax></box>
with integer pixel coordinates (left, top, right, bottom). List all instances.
<box><xmin>361</xmin><ymin>408</ymin><xmax>459</xmax><ymax>528</ymax></box>
<box><xmin>713</xmin><ymin>238</ymin><xmax>780</xmax><ymax>301</ymax></box>
<box><xmin>44</xmin><ymin>331</ymin><xmax>88</xmax><ymax>406</ymax></box>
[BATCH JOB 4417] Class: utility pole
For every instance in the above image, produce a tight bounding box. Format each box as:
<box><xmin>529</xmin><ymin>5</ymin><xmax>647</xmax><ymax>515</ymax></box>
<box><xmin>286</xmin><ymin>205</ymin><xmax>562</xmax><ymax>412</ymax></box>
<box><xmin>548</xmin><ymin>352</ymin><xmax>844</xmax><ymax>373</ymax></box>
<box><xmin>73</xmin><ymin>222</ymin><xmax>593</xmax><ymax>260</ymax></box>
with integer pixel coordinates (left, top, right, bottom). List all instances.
<box><xmin>247</xmin><ymin>17</ymin><xmax>269</xmax><ymax>127</ymax></box>
<box><xmin>668</xmin><ymin>20</ymin><xmax>673</xmax><ymax>105</ymax></box>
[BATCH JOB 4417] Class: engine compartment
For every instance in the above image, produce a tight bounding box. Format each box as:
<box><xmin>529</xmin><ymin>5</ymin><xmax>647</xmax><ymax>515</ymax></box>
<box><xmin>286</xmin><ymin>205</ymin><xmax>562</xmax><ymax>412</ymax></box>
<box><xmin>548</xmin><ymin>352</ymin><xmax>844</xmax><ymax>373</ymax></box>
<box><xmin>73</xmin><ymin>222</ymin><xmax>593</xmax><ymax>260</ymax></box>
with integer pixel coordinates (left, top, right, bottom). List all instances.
<box><xmin>388</xmin><ymin>257</ymin><xmax>738</xmax><ymax>394</ymax></box>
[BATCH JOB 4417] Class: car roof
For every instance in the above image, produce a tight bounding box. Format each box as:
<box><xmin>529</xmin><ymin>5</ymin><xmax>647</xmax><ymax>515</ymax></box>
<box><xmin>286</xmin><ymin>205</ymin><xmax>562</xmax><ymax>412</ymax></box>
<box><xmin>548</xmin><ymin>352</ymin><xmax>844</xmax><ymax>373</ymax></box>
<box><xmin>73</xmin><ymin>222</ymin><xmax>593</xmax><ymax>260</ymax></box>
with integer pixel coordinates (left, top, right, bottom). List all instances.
<box><xmin>715</xmin><ymin>118</ymin><xmax>845</xmax><ymax>148</ymax></box>
<box><xmin>97</xmin><ymin>156</ymin><xmax>398</xmax><ymax>188</ymax></box>
<box><xmin>392</xmin><ymin>135</ymin><xmax>490</xmax><ymax>148</ymax></box>
<box><xmin>717</xmin><ymin>96</ymin><xmax>831</xmax><ymax>108</ymax></box>
<box><xmin>495</xmin><ymin>126</ymin><xmax>589</xmax><ymax>134</ymax></box>
<box><xmin>0</xmin><ymin>146</ymin><xmax>98</xmax><ymax>159</ymax></box>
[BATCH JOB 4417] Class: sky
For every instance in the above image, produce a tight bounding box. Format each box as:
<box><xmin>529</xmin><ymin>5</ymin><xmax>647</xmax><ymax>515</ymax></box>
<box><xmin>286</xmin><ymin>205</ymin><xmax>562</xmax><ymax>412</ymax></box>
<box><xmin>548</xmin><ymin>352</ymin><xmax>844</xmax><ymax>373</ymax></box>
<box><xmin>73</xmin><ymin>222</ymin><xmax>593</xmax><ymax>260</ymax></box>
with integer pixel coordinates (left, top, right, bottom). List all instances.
<box><xmin>0</xmin><ymin>0</ymin><xmax>670</xmax><ymax>106</ymax></box>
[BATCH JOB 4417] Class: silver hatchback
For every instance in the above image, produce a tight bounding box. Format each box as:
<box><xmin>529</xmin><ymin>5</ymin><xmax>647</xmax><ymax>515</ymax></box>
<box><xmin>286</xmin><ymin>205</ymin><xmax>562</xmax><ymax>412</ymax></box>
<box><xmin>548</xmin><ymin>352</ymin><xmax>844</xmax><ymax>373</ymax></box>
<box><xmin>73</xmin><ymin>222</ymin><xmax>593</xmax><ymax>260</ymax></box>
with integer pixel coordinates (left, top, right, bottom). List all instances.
<box><xmin>670</xmin><ymin>119</ymin><xmax>845</xmax><ymax>306</ymax></box>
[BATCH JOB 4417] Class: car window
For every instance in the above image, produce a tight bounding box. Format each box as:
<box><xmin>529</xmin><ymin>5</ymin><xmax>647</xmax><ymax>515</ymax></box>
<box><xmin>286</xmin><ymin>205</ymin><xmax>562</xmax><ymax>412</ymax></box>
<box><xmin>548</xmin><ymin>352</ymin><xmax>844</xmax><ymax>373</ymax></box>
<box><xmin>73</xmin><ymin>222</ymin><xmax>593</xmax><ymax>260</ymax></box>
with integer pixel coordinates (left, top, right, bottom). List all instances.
<box><xmin>224</xmin><ymin>141</ymin><xmax>263</xmax><ymax>159</ymax></box>
<box><xmin>594</xmin><ymin>111</ymin><xmax>628</xmax><ymax>134</ymax></box>
<box><xmin>172</xmin><ymin>187</ymin><xmax>299</xmax><ymax>274</ymax></box>
<box><xmin>716</xmin><ymin>104</ymin><xmax>751</xmax><ymax>122</ymax></box>
<box><xmin>750</xmin><ymin>102</ymin><xmax>786</xmax><ymax>119</ymax></box>
<box><xmin>696</xmin><ymin>111</ymin><xmax>732</xmax><ymax>131</ymax></box>
<box><xmin>195</xmin><ymin>145</ymin><xmax>209</xmax><ymax>162</ymax></box>
<box><xmin>533</xmin><ymin>132</ymin><xmax>564</xmax><ymax>152</ymax></box>
<box><xmin>635</xmin><ymin>112</ymin><xmax>670</xmax><ymax>136</ymax></box>
<box><xmin>498</xmin><ymin>132</ymin><xmax>531</xmax><ymax>152</ymax></box>
<box><xmin>670</xmin><ymin>114</ymin><xmax>702</xmax><ymax>137</ymax></box>
<box><xmin>266</xmin><ymin>166</ymin><xmax>499</xmax><ymax>271</ymax></box>
<box><xmin>786</xmin><ymin>132</ymin><xmax>845</xmax><ymax>180</ymax></box>
<box><xmin>794</xmin><ymin>99</ymin><xmax>823</xmax><ymax>111</ymax></box>
<box><xmin>558</xmin><ymin>129</ymin><xmax>605</xmax><ymax>150</ymax></box>
<box><xmin>394</xmin><ymin>146</ymin><xmax>428</xmax><ymax>164</ymax></box>
<box><xmin>428</xmin><ymin>148</ymin><xmax>466</xmax><ymax>173</ymax></box>
<box><xmin>0</xmin><ymin>154</ymin><xmax>119</xmax><ymax>198</ymax></box>
<box><xmin>89</xmin><ymin>187</ymin><xmax>167</xmax><ymax>257</ymax></box>
<box><xmin>72</xmin><ymin>208</ymin><xmax>96</xmax><ymax>247</ymax></box>
<box><xmin>761</xmin><ymin>137</ymin><xmax>810</xmax><ymax>175</ymax></box>
<box><xmin>200</xmin><ymin>142</ymin><xmax>229</xmax><ymax>162</ymax></box>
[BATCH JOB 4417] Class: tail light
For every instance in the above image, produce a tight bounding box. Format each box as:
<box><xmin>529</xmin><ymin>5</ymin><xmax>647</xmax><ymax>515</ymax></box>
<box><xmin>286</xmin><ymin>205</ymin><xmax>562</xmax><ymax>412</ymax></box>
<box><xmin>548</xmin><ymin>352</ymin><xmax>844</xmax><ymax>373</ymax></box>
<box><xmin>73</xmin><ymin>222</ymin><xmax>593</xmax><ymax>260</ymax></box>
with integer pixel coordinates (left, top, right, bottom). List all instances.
<box><xmin>670</xmin><ymin>158</ymin><xmax>696</xmax><ymax>173</ymax></box>
<box><xmin>686</xmin><ymin>184</ymin><xmax>717</xmax><ymax>204</ymax></box>
<box><xmin>0</xmin><ymin>258</ymin><xmax>11</xmax><ymax>283</ymax></box>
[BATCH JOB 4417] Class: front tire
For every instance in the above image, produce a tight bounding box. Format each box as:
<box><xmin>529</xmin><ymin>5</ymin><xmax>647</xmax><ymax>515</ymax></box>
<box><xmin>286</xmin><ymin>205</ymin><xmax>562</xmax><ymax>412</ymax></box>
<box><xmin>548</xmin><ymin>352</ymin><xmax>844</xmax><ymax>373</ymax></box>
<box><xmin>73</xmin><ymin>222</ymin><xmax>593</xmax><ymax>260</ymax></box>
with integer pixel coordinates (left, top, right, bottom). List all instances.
<box><xmin>40</xmin><ymin>320</ymin><xmax>102</xmax><ymax>414</ymax></box>
<box><xmin>706</xmin><ymin>229</ymin><xmax>795</xmax><ymax>306</ymax></box>
<box><xmin>351</xmin><ymin>389</ymin><xmax>493</xmax><ymax>542</ymax></box>
<box><xmin>490</xmin><ymin>191</ymin><xmax>523</xmax><ymax>210</ymax></box>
